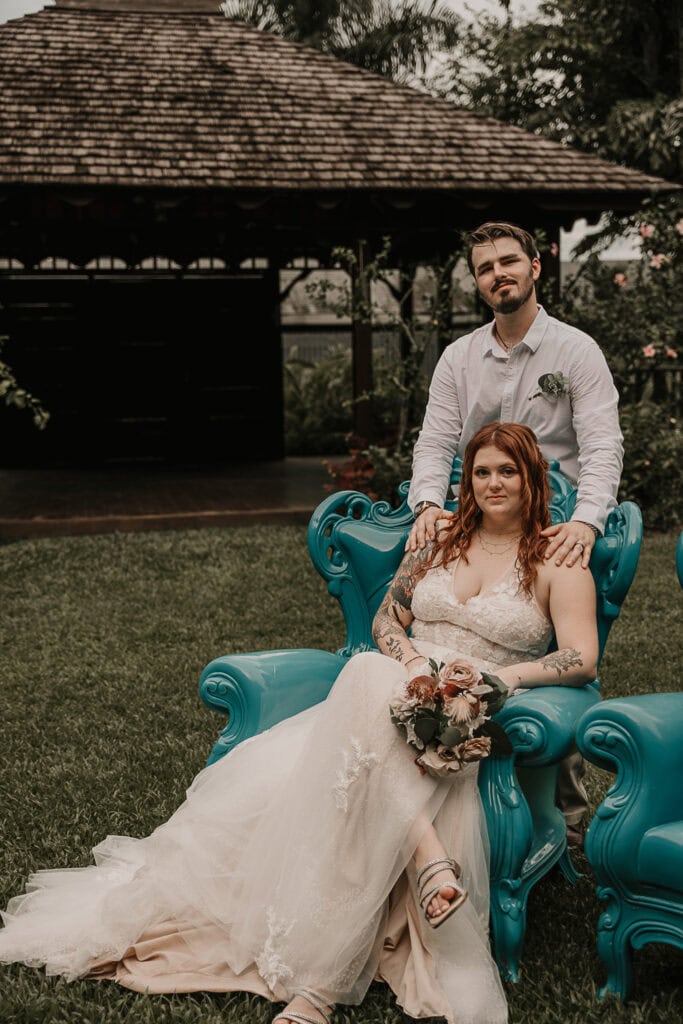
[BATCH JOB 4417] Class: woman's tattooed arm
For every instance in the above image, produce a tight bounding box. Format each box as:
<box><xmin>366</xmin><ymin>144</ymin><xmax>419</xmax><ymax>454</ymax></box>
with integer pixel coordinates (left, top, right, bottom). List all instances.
<box><xmin>496</xmin><ymin>647</ymin><xmax>592</xmax><ymax>691</ymax></box>
<box><xmin>372</xmin><ymin>545</ymin><xmax>432</xmax><ymax>667</ymax></box>
<box><xmin>541</xmin><ymin>648</ymin><xmax>583</xmax><ymax>677</ymax></box>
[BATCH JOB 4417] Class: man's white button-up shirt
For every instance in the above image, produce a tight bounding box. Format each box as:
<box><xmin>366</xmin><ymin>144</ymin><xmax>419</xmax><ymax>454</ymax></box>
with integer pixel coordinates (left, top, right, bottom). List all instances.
<box><xmin>408</xmin><ymin>307</ymin><xmax>623</xmax><ymax>533</ymax></box>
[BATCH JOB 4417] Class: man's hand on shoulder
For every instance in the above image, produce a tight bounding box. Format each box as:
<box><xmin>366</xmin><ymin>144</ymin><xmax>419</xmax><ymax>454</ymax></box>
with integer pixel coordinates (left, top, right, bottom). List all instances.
<box><xmin>406</xmin><ymin>505</ymin><xmax>454</xmax><ymax>551</ymax></box>
<box><xmin>541</xmin><ymin>521</ymin><xmax>598</xmax><ymax>569</ymax></box>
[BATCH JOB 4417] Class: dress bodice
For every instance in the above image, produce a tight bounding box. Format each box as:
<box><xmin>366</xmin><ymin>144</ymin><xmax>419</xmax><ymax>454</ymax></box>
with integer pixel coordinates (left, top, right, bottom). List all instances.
<box><xmin>410</xmin><ymin>560</ymin><xmax>553</xmax><ymax>669</ymax></box>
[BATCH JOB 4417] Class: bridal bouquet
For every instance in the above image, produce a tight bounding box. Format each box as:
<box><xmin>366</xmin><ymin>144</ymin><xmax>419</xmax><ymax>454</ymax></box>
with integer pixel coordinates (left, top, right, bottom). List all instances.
<box><xmin>390</xmin><ymin>659</ymin><xmax>511</xmax><ymax>779</ymax></box>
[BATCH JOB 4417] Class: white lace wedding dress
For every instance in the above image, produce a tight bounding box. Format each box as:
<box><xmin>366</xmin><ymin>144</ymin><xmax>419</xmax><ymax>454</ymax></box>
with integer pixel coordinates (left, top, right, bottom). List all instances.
<box><xmin>0</xmin><ymin>561</ymin><xmax>552</xmax><ymax>1024</ymax></box>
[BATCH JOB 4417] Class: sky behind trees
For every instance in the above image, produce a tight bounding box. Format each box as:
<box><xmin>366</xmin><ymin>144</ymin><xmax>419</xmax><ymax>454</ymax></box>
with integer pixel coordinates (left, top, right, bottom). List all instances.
<box><xmin>1</xmin><ymin>1</ymin><xmax>543</xmax><ymax>20</ymax></box>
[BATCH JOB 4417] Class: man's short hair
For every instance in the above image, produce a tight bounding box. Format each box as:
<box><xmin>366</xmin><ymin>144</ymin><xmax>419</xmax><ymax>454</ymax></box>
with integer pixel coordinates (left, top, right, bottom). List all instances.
<box><xmin>465</xmin><ymin>221</ymin><xmax>539</xmax><ymax>274</ymax></box>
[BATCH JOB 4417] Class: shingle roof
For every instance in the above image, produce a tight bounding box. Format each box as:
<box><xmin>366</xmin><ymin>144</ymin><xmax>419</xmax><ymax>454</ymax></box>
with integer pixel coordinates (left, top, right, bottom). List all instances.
<box><xmin>0</xmin><ymin>5</ymin><xmax>674</xmax><ymax>194</ymax></box>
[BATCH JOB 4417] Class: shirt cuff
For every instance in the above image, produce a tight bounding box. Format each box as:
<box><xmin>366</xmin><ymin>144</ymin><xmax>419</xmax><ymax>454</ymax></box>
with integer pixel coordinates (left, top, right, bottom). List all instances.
<box><xmin>571</xmin><ymin>504</ymin><xmax>608</xmax><ymax>535</ymax></box>
<box><xmin>408</xmin><ymin>491</ymin><xmax>448</xmax><ymax>513</ymax></box>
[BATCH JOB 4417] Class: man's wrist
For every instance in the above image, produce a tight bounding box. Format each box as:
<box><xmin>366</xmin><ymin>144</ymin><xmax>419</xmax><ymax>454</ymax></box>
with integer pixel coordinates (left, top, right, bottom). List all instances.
<box><xmin>577</xmin><ymin>521</ymin><xmax>600</xmax><ymax>539</ymax></box>
<box><xmin>413</xmin><ymin>500</ymin><xmax>439</xmax><ymax>519</ymax></box>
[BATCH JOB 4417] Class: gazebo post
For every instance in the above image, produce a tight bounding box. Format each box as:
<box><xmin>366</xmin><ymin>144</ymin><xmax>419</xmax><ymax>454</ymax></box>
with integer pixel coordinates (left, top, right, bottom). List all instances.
<box><xmin>538</xmin><ymin>220</ymin><xmax>562</xmax><ymax>307</ymax></box>
<box><xmin>351</xmin><ymin>238</ymin><xmax>373</xmax><ymax>442</ymax></box>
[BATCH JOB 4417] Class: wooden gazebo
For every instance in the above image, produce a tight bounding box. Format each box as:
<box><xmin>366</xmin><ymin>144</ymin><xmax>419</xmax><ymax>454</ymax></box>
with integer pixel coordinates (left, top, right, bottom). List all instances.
<box><xmin>0</xmin><ymin>0</ymin><xmax>672</xmax><ymax>467</ymax></box>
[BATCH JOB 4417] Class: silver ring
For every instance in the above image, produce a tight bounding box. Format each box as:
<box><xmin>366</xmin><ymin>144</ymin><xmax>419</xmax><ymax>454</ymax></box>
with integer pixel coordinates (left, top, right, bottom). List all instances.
<box><xmin>574</xmin><ymin>542</ymin><xmax>584</xmax><ymax>552</ymax></box>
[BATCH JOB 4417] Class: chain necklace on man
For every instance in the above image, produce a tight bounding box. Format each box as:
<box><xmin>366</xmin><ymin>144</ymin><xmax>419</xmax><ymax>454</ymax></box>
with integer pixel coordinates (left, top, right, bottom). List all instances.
<box><xmin>494</xmin><ymin>325</ymin><xmax>512</xmax><ymax>353</ymax></box>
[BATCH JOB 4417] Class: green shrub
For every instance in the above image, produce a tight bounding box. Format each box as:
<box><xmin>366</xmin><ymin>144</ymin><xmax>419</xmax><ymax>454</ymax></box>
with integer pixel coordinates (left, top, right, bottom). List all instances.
<box><xmin>0</xmin><ymin>334</ymin><xmax>49</xmax><ymax>430</ymax></box>
<box><xmin>619</xmin><ymin>402</ymin><xmax>683</xmax><ymax>530</ymax></box>
<box><xmin>284</xmin><ymin>347</ymin><xmax>353</xmax><ymax>455</ymax></box>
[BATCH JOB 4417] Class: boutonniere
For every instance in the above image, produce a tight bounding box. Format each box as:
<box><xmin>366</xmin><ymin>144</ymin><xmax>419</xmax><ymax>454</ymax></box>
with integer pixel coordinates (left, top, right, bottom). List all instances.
<box><xmin>529</xmin><ymin>371</ymin><xmax>569</xmax><ymax>401</ymax></box>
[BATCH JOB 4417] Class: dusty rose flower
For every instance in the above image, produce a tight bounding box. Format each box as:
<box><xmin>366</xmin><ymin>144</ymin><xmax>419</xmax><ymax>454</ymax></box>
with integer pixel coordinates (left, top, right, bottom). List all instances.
<box><xmin>666</xmin><ymin>347</ymin><xmax>678</xmax><ymax>359</ymax></box>
<box><xmin>550</xmin><ymin>242</ymin><xmax>559</xmax><ymax>257</ymax></box>
<box><xmin>460</xmin><ymin>736</ymin><xmax>492</xmax><ymax>762</ymax></box>
<box><xmin>613</xmin><ymin>272</ymin><xmax>627</xmax><ymax>287</ymax></box>
<box><xmin>440</xmin><ymin>660</ymin><xmax>481</xmax><ymax>691</ymax></box>
<box><xmin>642</xmin><ymin>344</ymin><xmax>656</xmax><ymax>358</ymax></box>
<box><xmin>650</xmin><ymin>253</ymin><xmax>669</xmax><ymax>269</ymax></box>
<box><xmin>639</xmin><ymin>223</ymin><xmax>655</xmax><ymax>238</ymax></box>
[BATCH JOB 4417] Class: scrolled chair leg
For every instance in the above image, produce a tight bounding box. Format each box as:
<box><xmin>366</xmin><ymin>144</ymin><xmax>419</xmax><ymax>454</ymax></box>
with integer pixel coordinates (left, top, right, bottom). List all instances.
<box><xmin>595</xmin><ymin>900</ymin><xmax>634</xmax><ymax>1002</ymax></box>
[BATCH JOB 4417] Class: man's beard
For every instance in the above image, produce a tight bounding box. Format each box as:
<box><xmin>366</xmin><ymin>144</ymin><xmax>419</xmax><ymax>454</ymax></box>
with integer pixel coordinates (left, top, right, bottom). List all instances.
<box><xmin>484</xmin><ymin>270</ymin><xmax>535</xmax><ymax>314</ymax></box>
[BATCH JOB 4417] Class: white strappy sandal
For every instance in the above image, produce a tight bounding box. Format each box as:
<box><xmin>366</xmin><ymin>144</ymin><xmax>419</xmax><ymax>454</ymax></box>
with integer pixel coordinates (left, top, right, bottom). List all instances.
<box><xmin>272</xmin><ymin>987</ymin><xmax>333</xmax><ymax>1024</ymax></box>
<box><xmin>416</xmin><ymin>856</ymin><xmax>468</xmax><ymax>929</ymax></box>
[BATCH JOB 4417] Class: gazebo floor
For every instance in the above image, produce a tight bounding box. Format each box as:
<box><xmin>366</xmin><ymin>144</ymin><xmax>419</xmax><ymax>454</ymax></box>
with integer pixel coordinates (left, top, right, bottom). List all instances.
<box><xmin>0</xmin><ymin>456</ymin><xmax>345</xmax><ymax>539</ymax></box>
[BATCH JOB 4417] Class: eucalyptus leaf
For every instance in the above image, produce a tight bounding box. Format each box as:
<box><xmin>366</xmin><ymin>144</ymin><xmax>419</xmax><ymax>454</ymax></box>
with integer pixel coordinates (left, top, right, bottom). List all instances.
<box><xmin>414</xmin><ymin>711</ymin><xmax>440</xmax><ymax>744</ymax></box>
<box><xmin>438</xmin><ymin>724</ymin><xmax>467</xmax><ymax>747</ymax></box>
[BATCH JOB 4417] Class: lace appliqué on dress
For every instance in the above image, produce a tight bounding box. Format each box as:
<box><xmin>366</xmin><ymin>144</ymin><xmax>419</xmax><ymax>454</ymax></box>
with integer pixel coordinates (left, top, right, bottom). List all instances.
<box><xmin>256</xmin><ymin>907</ymin><xmax>295</xmax><ymax>990</ymax></box>
<box><xmin>332</xmin><ymin>738</ymin><xmax>379</xmax><ymax>813</ymax></box>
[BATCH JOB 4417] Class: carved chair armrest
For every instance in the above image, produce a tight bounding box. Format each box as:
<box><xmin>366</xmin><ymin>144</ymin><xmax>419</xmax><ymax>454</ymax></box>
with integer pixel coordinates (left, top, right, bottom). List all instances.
<box><xmin>577</xmin><ymin>694</ymin><xmax>683</xmax><ymax>889</ymax></box>
<box><xmin>199</xmin><ymin>649</ymin><xmax>347</xmax><ymax>764</ymax></box>
<box><xmin>497</xmin><ymin>684</ymin><xmax>601</xmax><ymax>767</ymax></box>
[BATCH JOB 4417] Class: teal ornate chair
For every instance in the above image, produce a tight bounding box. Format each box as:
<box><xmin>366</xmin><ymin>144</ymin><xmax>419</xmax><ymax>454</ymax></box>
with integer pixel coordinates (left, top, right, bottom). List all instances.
<box><xmin>199</xmin><ymin>463</ymin><xmax>642</xmax><ymax>980</ymax></box>
<box><xmin>576</xmin><ymin>694</ymin><xmax>683</xmax><ymax>1001</ymax></box>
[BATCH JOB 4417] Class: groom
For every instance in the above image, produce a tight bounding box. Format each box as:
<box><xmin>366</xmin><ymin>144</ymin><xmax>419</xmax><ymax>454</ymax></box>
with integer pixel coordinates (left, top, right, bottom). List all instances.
<box><xmin>406</xmin><ymin>220</ymin><xmax>623</xmax><ymax>847</ymax></box>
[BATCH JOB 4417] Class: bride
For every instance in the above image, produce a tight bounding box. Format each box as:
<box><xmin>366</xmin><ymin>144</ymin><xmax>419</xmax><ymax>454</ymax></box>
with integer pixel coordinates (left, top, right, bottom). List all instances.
<box><xmin>0</xmin><ymin>422</ymin><xmax>598</xmax><ymax>1024</ymax></box>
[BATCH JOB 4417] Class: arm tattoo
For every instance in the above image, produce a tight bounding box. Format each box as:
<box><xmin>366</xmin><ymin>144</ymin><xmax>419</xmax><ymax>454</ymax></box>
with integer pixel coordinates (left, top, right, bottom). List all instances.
<box><xmin>371</xmin><ymin>546</ymin><xmax>432</xmax><ymax>659</ymax></box>
<box><xmin>372</xmin><ymin>598</ymin><xmax>412</xmax><ymax>662</ymax></box>
<box><xmin>373</xmin><ymin>599</ymin><xmax>401</xmax><ymax>636</ymax></box>
<box><xmin>388</xmin><ymin>546</ymin><xmax>432</xmax><ymax>611</ymax></box>
<box><xmin>541</xmin><ymin>648</ymin><xmax>583</xmax><ymax>677</ymax></box>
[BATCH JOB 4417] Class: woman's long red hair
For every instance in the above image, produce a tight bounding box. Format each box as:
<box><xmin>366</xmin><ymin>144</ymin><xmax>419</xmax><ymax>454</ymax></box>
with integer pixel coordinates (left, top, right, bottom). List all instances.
<box><xmin>422</xmin><ymin>422</ymin><xmax>551</xmax><ymax>595</ymax></box>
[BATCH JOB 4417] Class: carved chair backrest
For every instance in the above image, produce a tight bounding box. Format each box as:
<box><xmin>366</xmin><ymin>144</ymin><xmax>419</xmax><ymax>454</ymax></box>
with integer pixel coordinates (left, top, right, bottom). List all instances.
<box><xmin>308</xmin><ymin>460</ymin><xmax>642</xmax><ymax>664</ymax></box>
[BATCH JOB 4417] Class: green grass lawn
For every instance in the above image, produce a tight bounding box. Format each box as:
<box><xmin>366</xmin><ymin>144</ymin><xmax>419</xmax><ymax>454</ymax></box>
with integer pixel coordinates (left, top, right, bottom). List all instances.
<box><xmin>0</xmin><ymin>526</ymin><xmax>681</xmax><ymax>1024</ymax></box>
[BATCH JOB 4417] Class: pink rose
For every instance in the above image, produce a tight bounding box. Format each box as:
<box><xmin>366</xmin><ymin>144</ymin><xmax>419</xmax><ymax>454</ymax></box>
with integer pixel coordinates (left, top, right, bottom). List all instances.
<box><xmin>666</xmin><ymin>347</ymin><xmax>678</xmax><ymax>359</ymax></box>
<box><xmin>613</xmin><ymin>272</ymin><xmax>627</xmax><ymax>287</ymax></box>
<box><xmin>550</xmin><ymin>242</ymin><xmax>559</xmax><ymax>257</ymax></box>
<box><xmin>642</xmin><ymin>344</ymin><xmax>656</xmax><ymax>358</ymax></box>
<box><xmin>650</xmin><ymin>253</ymin><xmax>668</xmax><ymax>269</ymax></box>
<box><xmin>639</xmin><ymin>223</ymin><xmax>655</xmax><ymax>238</ymax></box>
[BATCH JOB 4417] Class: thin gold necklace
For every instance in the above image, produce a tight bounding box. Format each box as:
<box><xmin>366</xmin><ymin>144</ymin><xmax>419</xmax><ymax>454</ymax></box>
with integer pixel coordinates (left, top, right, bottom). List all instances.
<box><xmin>477</xmin><ymin>528</ymin><xmax>521</xmax><ymax>555</ymax></box>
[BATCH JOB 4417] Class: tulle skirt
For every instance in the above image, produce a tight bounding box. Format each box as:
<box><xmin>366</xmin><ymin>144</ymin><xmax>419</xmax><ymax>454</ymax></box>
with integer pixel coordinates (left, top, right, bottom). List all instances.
<box><xmin>0</xmin><ymin>646</ymin><xmax>507</xmax><ymax>1024</ymax></box>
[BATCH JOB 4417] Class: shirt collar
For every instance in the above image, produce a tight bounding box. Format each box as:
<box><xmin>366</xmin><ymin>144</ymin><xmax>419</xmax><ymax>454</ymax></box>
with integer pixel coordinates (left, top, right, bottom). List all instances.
<box><xmin>483</xmin><ymin>305</ymin><xmax>549</xmax><ymax>357</ymax></box>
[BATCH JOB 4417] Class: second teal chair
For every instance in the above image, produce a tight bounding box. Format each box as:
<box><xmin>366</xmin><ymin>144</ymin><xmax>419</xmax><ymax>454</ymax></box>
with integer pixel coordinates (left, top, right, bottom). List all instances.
<box><xmin>577</xmin><ymin>693</ymin><xmax>683</xmax><ymax>1000</ymax></box>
